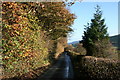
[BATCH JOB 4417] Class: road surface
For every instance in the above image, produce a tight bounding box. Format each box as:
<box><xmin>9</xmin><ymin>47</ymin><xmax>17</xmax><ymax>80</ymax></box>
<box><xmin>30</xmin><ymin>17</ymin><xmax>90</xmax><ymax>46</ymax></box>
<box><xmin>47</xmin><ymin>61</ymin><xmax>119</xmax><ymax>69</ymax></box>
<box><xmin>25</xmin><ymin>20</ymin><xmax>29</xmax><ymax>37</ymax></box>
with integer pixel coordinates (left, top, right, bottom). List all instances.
<box><xmin>37</xmin><ymin>52</ymin><xmax>74</xmax><ymax>80</ymax></box>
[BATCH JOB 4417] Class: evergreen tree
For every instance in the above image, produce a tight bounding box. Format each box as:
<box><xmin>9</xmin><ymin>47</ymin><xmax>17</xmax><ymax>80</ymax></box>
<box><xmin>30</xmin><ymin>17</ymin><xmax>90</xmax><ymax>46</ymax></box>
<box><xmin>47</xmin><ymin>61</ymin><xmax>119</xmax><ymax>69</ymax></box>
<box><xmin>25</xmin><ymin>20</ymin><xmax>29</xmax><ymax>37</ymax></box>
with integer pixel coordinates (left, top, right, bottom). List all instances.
<box><xmin>82</xmin><ymin>5</ymin><xmax>109</xmax><ymax>56</ymax></box>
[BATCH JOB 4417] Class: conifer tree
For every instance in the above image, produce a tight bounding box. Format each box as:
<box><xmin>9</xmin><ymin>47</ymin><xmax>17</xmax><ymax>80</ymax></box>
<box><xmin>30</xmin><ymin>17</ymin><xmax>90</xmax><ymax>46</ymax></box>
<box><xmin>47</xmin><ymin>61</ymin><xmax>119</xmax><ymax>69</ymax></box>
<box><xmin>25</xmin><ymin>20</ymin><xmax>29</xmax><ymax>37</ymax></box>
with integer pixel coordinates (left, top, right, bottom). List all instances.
<box><xmin>82</xmin><ymin>5</ymin><xmax>109</xmax><ymax>56</ymax></box>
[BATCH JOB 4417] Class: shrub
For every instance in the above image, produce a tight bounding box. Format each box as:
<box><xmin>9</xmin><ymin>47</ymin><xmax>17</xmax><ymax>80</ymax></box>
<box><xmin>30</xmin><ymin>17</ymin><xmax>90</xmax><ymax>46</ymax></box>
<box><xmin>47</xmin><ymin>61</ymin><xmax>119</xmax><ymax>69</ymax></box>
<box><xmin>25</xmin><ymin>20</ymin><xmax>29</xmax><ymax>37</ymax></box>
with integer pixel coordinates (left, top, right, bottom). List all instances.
<box><xmin>81</xmin><ymin>56</ymin><xmax>120</xmax><ymax>80</ymax></box>
<box><xmin>74</xmin><ymin>43</ymin><xmax>86</xmax><ymax>55</ymax></box>
<box><xmin>92</xmin><ymin>39</ymin><xmax>117</xmax><ymax>58</ymax></box>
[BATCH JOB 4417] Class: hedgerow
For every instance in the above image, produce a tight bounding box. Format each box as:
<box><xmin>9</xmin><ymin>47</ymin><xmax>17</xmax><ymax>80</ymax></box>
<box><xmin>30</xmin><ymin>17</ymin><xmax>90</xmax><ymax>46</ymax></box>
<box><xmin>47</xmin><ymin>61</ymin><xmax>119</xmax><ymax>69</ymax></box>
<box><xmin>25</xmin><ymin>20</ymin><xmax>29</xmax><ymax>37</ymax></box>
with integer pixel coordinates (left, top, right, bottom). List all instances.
<box><xmin>82</xmin><ymin>56</ymin><xmax>120</xmax><ymax>80</ymax></box>
<box><xmin>2</xmin><ymin>2</ymin><xmax>75</xmax><ymax>78</ymax></box>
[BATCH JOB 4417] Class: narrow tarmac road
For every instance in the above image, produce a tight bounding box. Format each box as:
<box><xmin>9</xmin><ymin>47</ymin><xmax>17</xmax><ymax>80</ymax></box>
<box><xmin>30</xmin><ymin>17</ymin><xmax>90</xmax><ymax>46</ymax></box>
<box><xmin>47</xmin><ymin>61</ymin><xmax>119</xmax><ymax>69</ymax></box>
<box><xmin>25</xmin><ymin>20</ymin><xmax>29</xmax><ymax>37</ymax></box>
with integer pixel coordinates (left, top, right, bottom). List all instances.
<box><xmin>37</xmin><ymin>52</ymin><xmax>74</xmax><ymax>80</ymax></box>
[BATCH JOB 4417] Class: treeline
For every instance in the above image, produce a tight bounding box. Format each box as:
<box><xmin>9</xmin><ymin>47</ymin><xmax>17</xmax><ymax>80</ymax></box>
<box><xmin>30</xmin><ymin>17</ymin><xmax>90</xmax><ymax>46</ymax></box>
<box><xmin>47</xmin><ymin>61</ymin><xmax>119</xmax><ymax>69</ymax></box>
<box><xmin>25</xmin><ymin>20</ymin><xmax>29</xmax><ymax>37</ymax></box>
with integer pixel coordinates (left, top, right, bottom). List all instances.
<box><xmin>2</xmin><ymin>2</ymin><xmax>75</xmax><ymax>78</ymax></box>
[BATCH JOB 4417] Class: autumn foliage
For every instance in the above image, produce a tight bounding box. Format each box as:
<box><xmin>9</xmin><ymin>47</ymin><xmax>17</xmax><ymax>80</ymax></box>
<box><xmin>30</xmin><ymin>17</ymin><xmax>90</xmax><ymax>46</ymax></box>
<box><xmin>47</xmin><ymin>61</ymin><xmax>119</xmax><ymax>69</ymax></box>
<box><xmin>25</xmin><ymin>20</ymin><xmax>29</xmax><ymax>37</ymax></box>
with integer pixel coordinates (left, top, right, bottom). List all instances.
<box><xmin>2</xmin><ymin>2</ymin><xmax>75</xmax><ymax>78</ymax></box>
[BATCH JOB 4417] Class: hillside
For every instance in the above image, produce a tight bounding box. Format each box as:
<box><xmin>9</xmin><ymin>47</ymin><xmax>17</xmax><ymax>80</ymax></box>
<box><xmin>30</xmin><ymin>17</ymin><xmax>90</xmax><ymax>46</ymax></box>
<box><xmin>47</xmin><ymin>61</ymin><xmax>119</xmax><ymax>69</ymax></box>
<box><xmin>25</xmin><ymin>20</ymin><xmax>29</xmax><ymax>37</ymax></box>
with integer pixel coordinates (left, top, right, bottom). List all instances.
<box><xmin>68</xmin><ymin>34</ymin><xmax>120</xmax><ymax>49</ymax></box>
<box><xmin>68</xmin><ymin>41</ymin><xmax>79</xmax><ymax>45</ymax></box>
<box><xmin>110</xmin><ymin>34</ymin><xmax>120</xmax><ymax>49</ymax></box>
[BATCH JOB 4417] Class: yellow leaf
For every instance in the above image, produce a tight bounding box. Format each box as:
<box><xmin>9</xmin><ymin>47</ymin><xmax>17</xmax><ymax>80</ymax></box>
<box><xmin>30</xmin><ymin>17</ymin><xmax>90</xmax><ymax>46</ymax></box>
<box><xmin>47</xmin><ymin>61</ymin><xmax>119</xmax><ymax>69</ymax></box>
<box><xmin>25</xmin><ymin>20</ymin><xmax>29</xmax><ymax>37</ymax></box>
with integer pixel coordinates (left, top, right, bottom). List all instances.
<box><xmin>15</xmin><ymin>31</ymin><xmax>19</xmax><ymax>35</ymax></box>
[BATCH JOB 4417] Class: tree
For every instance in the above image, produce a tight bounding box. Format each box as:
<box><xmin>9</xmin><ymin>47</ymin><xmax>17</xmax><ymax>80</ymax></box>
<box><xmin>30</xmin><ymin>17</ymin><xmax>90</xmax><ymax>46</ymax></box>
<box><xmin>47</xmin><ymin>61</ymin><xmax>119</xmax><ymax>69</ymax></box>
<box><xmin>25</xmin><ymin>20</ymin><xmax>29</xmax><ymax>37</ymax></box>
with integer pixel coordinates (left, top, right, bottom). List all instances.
<box><xmin>2</xmin><ymin>2</ymin><xmax>75</xmax><ymax>78</ymax></box>
<box><xmin>82</xmin><ymin>5</ymin><xmax>109</xmax><ymax>56</ymax></box>
<box><xmin>33</xmin><ymin>2</ymin><xmax>75</xmax><ymax>40</ymax></box>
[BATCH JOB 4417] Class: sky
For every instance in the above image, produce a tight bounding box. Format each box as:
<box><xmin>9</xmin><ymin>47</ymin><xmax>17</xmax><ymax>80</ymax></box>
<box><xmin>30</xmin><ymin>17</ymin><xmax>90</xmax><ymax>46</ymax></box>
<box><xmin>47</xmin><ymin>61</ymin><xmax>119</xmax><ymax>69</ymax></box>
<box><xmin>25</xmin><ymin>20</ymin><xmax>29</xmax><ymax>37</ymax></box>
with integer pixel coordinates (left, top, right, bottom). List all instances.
<box><xmin>67</xmin><ymin>2</ymin><xmax>118</xmax><ymax>43</ymax></box>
